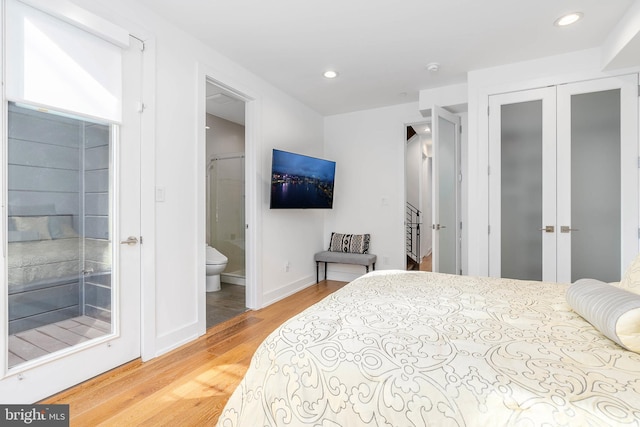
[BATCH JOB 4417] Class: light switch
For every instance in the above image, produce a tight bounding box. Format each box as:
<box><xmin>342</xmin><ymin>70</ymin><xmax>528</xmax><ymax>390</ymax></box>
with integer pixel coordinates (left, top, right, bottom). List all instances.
<box><xmin>155</xmin><ymin>187</ymin><xmax>165</xmax><ymax>202</ymax></box>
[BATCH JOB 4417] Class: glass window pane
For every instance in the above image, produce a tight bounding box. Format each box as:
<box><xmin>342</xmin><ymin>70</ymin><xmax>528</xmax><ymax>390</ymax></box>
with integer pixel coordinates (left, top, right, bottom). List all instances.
<box><xmin>7</xmin><ymin>102</ymin><xmax>112</xmax><ymax>368</ymax></box>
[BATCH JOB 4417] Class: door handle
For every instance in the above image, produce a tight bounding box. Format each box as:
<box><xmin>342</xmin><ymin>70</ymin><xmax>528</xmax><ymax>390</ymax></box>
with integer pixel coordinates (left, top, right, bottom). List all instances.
<box><xmin>560</xmin><ymin>226</ymin><xmax>579</xmax><ymax>233</ymax></box>
<box><xmin>432</xmin><ymin>224</ymin><xmax>447</xmax><ymax>230</ymax></box>
<box><xmin>120</xmin><ymin>236</ymin><xmax>139</xmax><ymax>245</ymax></box>
<box><xmin>539</xmin><ymin>225</ymin><xmax>555</xmax><ymax>233</ymax></box>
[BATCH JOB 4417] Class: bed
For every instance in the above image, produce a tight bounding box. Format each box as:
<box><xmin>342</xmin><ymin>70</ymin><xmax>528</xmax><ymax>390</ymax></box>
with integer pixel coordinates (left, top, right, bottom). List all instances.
<box><xmin>217</xmin><ymin>269</ymin><xmax>640</xmax><ymax>426</ymax></box>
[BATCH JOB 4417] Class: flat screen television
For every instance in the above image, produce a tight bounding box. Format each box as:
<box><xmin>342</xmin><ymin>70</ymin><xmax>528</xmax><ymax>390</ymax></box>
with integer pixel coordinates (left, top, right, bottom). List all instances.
<box><xmin>270</xmin><ymin>149</ymin><xmax>336</xmax><ymax>209</ymax></box>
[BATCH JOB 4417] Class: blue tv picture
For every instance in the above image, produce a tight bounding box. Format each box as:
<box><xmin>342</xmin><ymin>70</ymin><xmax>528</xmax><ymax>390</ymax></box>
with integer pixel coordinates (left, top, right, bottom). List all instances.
<box><xmin>270</xmin><ymin>149</ymin><xmax>336</xmax><ymax>209</ymax></box>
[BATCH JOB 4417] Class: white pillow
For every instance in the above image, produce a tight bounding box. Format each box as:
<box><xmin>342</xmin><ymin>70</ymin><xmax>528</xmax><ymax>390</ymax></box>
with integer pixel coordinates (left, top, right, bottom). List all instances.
<box><xmin>12</xmin><ymin>216</ymin><xmax>52</xmax><ymax>240</ymax></box>
<box><xmin>49</xmin><ymin>215</ymin><xmax>78</xmax><ymax>239</ymax></box>
<box><xmin>619</xmin><ymin>253</ymin><xmax>640</xmax><ymax>295</ymax></box>
<box><xmin>566</xmin><ymin>278</ymin><xmax>640</xmax><ymax>353</ymax></box>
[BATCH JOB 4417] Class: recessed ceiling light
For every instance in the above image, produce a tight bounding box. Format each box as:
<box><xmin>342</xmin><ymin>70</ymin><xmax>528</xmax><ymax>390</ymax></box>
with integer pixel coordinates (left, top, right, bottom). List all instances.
<box><xmin>555</xmin><ymin>12</ymin><xmax>583</xmax><ymax>27</ymax></box>
<box><xmin>323</xmin><ymin>70</ymin><xmax>338</xmax><ymax>79</ymax></box>
<box><xmin>424</xmin><ymin>126</ymin><xmax>431</xmax><ymax>133</ymax></box>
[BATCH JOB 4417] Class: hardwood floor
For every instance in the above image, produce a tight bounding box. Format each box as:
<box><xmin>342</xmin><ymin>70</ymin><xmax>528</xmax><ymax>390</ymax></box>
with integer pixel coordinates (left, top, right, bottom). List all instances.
<box><xmin>420</xmin><ymin>253</ymin><xmax>432</xmax><ymax>272</ymax></box>
<box><xmin>41</xmin><ymin>280</ymin><xmax>347</xmax><ymax>426</ymax></box>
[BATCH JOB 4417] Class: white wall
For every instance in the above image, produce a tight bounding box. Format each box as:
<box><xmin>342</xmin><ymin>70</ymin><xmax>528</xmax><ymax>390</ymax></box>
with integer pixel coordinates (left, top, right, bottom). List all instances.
<box><xmin>259</xmin><ymin>99</ymin><xmax>326</xmax><ymax>305</ymax></box>
<box><xmin>406</xmin><ymin>135</ymin><xmax>420</xmax><ymax>213</ymax></box>
<box><xmin>324</xmin><ymin>102</ymin><xmax>425</xmax><ymax>281</ymax></box>
<box><xmin>74</xmin><ymin>0</ymin><xmax>326</xmax><ymax>358</ymax></box>
<box><xmin>206</xmin><ymin>114</ymin><xmax>245</xmax><ymax>159</ymax></box>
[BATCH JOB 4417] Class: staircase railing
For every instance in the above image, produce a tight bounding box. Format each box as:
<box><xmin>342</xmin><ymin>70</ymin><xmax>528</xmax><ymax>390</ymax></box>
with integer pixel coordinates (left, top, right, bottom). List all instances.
<box><xmin>406</xmin><ymin>202</ymin><xmax>421</xmax><ymax>268</ymax></box>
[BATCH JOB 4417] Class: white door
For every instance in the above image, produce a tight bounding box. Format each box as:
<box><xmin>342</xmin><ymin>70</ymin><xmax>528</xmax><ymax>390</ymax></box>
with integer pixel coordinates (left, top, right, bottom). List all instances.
<box><xmin>489</xmin><ymin>75</ymin><xmax>638</xmax><ymax>283</ymax></box>
<box><xmin>488</xmin><ymin>87</ymin><xmax>557</xmax><ymax>281</ymax></box>
<box><xmin>556</xmin><ymin>75</ymin><xmax>639</xmax><ymax>283</ymax></box>
<box><xmin>0</xmin><ymin>37</ymin><xmax>142</xmax><ymax>403</ymax></box>
<box><xmin>431</xmin><ymin>106</ymin><xmax>461</xmax><ymax>274</ymax></box>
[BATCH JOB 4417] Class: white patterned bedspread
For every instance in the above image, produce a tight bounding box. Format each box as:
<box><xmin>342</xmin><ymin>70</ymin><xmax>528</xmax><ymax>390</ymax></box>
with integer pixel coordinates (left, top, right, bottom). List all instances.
<box><xmin>217</xmin><ymin>270</ymin><xmax>640</xmax><ymax>426</ymax></box>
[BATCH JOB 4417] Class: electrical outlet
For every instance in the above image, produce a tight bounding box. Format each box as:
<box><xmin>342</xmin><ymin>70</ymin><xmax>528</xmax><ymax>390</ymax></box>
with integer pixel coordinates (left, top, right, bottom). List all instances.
<box><xmin>285</xmin><ymin>261</ymin><xmax>290</xmax><ymax>272</ymax></box>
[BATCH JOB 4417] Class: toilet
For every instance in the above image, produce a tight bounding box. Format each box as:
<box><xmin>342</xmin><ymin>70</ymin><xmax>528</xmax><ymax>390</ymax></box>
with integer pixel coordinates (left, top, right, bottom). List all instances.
<box><xmin>206</xmin><ymin>245</ymin><xmax>228</xmax><ymax>292</ymax></box>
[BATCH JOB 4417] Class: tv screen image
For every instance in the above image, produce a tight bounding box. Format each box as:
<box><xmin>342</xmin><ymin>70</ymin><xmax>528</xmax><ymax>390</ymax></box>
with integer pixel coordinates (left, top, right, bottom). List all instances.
<box><xmin>270</xmin><ymin>149</ymin><xmax>336</xmax><ymax>209</ymax></box>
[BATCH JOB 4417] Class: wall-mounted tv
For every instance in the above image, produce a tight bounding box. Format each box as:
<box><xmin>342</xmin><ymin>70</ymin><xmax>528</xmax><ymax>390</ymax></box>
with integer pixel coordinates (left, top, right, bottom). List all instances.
<box><xmin>270</xmin><ymin>149</ymin><xmax>336</xmax><ymax>209</ymax></box>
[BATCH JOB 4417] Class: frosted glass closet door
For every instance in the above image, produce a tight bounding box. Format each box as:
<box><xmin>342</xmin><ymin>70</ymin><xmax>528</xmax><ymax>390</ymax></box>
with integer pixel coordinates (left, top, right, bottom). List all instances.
<box><xmin>557</xmin><ymin>75</ymin><xmax>639</xmax><ymax>283</ymax></box>
<box><xmin>489</xmin><ymin>87</ymin><xmax>557</xmax><ymax>281</ymax></box>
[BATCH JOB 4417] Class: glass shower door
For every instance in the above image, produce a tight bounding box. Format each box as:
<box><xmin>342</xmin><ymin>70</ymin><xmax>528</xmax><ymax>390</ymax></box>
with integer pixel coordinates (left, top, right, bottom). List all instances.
<box><xmin>210</xmin><ymin>155</ymin><xmax>245</xmax><ymax>281</ymax></box>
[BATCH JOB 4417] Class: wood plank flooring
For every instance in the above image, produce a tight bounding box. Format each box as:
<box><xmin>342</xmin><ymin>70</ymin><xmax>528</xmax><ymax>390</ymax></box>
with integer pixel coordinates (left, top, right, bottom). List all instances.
<box><xmin>40</xmin><ymin>280</ymin><xmax>347</xmax><ymax>426</ymax></box>
<box><xmin>420</xmin><ymin>253</ymin><xmax>432</xmax><ymax>271</ymax></box>
<box><xmin>9</xmin><ymin>316</ymin><xmax>110</xmax><ymax>367</ymax></box>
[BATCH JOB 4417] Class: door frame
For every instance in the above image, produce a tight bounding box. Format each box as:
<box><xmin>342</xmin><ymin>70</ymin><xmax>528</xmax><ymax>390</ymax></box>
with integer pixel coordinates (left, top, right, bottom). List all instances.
<box><xmin>196</xmin><ymin>63</ymin><xmax>262</xmax><ymax>337</ymax></box>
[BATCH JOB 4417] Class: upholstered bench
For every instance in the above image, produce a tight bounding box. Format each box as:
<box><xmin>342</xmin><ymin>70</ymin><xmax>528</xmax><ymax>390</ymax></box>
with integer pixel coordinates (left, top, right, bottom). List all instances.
<box><xmin>314</xmin><ymin>251</ymin><xmax>377</xmax><ymax>283</ymax></box>
<box><xmin>314</xmin><ymin>233</ymin><xmax>377</xmax><ymax>283</ymax></box>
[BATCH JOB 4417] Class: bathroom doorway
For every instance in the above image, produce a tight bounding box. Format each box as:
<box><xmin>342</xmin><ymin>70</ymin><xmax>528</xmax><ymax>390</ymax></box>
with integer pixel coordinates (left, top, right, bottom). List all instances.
<box><xmin>205</xmin><ymin>81</ymin><xmax>248</xmax><ymax>328</ymax></box>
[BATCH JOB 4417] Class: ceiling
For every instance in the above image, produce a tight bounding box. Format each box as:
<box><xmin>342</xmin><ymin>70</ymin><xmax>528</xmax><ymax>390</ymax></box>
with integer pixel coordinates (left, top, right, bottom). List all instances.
<box><xmin>206</xmin><ymin>82</ymin><xmax>246</xmax><ymax>125</ymax></box>
<box><xmin>135</xmin><ymin>0</ymin><xmax>636</xmax><ymax>116</ymax></box>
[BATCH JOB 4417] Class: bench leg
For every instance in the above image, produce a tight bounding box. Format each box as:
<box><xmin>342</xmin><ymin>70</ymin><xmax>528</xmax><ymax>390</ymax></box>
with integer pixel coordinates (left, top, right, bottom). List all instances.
<box><xmin>365</xmin><ymin>265</ymin><xmax>369</xmax><ymax>273</ymax></box>
<box><xmin>373</xmin><ymin>262</ymin><xmax>376</xmax><ymax>271</ymax></box>
<box><xmin>324</xmin><ymin>262</ymin><xmax>328</xmax><ymax>281</ymax></box>
<box><xmin>316</xmin><ymin>261</ymin><xmax>319</xmax><ymax>283</ymax></box>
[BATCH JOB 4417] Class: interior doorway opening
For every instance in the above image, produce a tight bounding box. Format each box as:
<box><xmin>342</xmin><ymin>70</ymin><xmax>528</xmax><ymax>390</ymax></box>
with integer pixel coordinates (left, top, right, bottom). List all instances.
<box><xmin>204</xmin><ymin>81</ymin><xmax>248</xmax><ymax>328</ymax></box>
<box><xmin>405</xmin><ymin>121</ymin><xmax>433</xmax><ymax>272</ymax></box>
<box><xmin>405</xmin><ymin>106</ymin><xmax>462</xmax><ymax>275</ymax></box>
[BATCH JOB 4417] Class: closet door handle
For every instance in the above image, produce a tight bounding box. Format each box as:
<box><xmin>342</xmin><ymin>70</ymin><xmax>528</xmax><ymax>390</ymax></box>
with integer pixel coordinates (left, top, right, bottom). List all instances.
<box><xmin>560</xmin><ymin>226</ymin><xmax>579</xmax><ymax>233</ymax></box>
<box><xmin>120</xmin><ymin>236</ymin><xmax>139</xmax><ymax>245</ymax></box>
<box><xmin>539</xmin><ymin>225</ymin><xmax>555</xmax><ymax>233</ymax></box>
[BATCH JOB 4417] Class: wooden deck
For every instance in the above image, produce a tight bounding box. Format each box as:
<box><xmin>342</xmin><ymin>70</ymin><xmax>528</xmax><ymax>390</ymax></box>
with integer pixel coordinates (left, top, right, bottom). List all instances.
<box><xmin>9</xmin><ymin>316</ymin><xmax>111</xmax><ymax>367</ymax></box>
